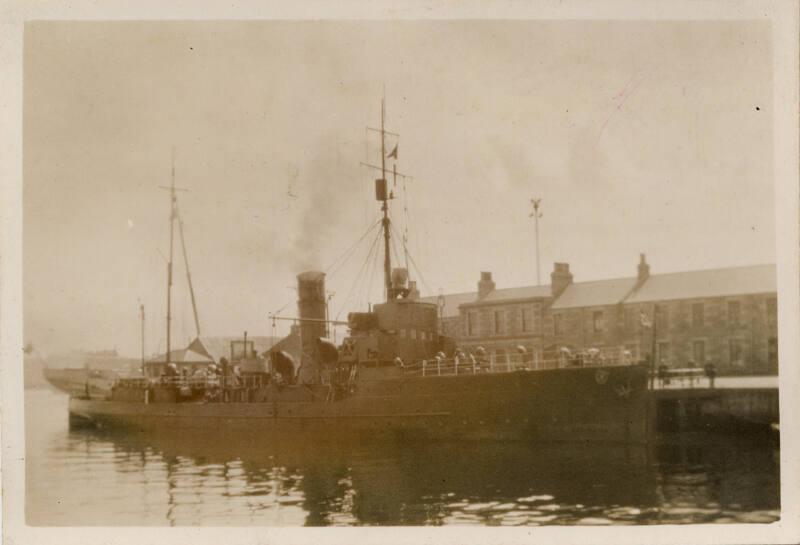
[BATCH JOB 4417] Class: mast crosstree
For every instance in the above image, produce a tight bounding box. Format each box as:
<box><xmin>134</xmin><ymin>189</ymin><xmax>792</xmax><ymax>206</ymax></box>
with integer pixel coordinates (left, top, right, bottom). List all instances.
<box><xmin>360</xmin><ymin>97</ymin><xmax>413</xmax><ymax>302</ymax></box>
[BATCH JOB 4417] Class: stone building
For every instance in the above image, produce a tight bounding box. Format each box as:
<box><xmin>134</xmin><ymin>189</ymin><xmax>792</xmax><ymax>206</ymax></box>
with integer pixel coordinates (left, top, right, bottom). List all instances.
<box><xmin>457</xmin><ymin>272</ymin><xmax>551</xmax><ymax>361</ymax></box>
<box><xmin>431</xmin><ymin>256</ymin><xmax>778</xmax><ymax>375</ymax></box>
<box><xmin>623</xmin><ymin>263</ymin><xmax>777</xmax><ymax>375</ymax></box>
<box><xmin>420</xmin><ymin>290</ymin><xmax>476</xmax><ymax>339</ymax></box>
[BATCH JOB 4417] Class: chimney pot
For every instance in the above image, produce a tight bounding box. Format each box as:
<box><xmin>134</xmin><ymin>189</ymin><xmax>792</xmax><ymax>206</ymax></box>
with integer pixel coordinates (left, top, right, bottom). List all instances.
<box><xmin>551</xmin><ymin>262</ymin><xmax>573</xmax><ymax>297</ymax></box>
<box><xmin>478</xmin><ymin>271</ymin><xmax>496</xmax><ymax>299</ymax></box>
<box><xmin>637</xmin><ymin>253</ymin><xmax>650</xmax><ymax>285</ymax></box>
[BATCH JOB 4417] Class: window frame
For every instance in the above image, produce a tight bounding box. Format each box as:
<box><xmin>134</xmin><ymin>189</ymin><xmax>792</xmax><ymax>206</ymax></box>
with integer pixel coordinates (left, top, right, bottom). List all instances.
<box><xmin>692</xmin><ymin>302</ymin><xmax>705</xmax><ymax>328</ymax></box>
<box><xmin>592</xmin><ymin>310</ymin><xmax>605</xmax><ymax>333</ymax></box>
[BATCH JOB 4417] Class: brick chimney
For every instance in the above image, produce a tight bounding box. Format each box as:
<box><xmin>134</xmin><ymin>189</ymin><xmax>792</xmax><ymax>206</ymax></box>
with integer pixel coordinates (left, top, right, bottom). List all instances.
<box><xmin>636</xmin><ymin>253</ymin><xmax>650</xmax><ymax>288</ymax></box>
<box><xmin>478</xmin><ymin>271</ymin><xmax>495</xmax><ymax>299</ymax></box>
<box><xmin>551</xmin><ymin>263</ymin><xmax>573</xmax><ymax>297</ymax></box>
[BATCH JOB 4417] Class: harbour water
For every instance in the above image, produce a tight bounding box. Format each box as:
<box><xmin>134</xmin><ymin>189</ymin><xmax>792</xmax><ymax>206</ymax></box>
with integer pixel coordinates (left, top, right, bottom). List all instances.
<box><xmin>25</xmin><ymin>388</ymin><xmax>780</xmax><ymax>526</ymax></box>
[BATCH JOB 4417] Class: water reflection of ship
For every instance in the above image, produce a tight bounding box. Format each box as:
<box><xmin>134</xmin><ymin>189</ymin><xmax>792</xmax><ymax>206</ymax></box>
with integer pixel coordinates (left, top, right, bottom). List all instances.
<box><xmin>68</xmin><ymin>427</ymin><xmax>659</xmax><ymax>526</ymax></box>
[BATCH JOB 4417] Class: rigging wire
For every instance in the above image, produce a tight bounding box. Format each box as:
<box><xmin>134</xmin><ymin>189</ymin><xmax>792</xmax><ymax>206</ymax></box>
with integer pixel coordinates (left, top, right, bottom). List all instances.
<box><xmin>401</xmin><ymin>172</ymin><xmax>411</xmax><ymax>272</ymax></box>
<box><xmin>388</xmin><ymin>219</ymin><xmax>404</xmax><ymax>273</ymax></box>
<box><xmin>363</xmin><ymin>224</ymin><xmax>384</xmax><ymax>309</ymax></box>
<box><xmin>362</xmin><ymin>224</ymin><xmax>385</xmax><ymax>310</ymax></box>
<box><xmin>390</xmin><ymin>222</ymin><xmax>433</xmax><ymax>295</ymax></box>
<box><xmin>325</xmin><ymin>217</ymin><xmax>382</xmax><ymax>278</ymax></box>
<box><xmin>335</xmin><ymin>226</ymin><xmax>383</xmax><ymax>320</ymax></box>
<box><xmin>268</xmin><ymin>217</ymin><xmax>382</xmax><ymax>320</ymax></box>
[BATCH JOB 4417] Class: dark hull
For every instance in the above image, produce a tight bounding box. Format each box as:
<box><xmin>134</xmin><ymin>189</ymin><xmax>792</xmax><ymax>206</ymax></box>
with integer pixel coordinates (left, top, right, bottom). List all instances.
<box><xmin>69</xmin><ymin>364</ymin><xmax>650</xmax><ymax>443</ymax></box>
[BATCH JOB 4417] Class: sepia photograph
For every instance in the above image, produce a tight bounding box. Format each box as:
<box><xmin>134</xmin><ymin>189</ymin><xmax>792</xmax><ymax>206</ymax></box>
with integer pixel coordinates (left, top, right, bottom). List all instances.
<box><xmin>2</xmin><ymin>2</ymin><xmax>799</xmax><ymax>544</ymax></box>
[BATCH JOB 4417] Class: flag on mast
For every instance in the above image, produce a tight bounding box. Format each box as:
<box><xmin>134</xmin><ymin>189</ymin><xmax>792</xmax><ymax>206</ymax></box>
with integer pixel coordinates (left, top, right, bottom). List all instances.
<box><xmin>387</xmin><ymin>143</ymin><xmax>398</xmax><ymax>159</ymax></box>
<box><xmin>640</xmin><ymin>311</ymin><xmax>652</xmax><ymax>329</ymax></box>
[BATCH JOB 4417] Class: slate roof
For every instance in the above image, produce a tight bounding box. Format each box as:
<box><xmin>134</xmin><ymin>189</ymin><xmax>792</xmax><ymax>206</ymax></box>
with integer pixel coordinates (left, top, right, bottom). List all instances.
<box><xmin>624</xmin><ymin>264</ymin><xmax>776</xmax><ymax>304</ymax></box>
<box><xmin>474</xmin><ymin>284</ymin><xmax>552</xmax><ymax>304</ymax></box>
<box><xmin>550</xmin><ymin>277</ymin><xmax>639</xmax><ymax>310</ymax></box>
<box><xmin>421</xmin><ymin>263</ymin><xmax>777</xmax><ymax>315</ymax></box>
<box><xmin>419</xmin><ymin>292</ymin><xmax>477</xmax><ymax>318</ymax></box>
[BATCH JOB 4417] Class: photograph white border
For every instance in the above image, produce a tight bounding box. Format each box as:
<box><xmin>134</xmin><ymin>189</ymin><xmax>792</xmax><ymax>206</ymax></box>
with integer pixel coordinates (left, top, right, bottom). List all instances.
<box><xmin>2</xmin><ymin>1</ymin><xmax>798</xmax><ymax>544</ymax></box>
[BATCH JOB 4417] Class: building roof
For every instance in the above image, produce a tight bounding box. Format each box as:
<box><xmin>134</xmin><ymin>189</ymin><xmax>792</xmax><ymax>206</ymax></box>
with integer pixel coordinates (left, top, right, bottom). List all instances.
<box><xmin>625</xmin><ymin>264</ymin><xmax>776</xmax><ymax>304</ymax></box>
<box><xmin>474</xmin><ymin>284</ymin><xmax>552</xmax><ymax>304</ymax></box>
<box><xmin>190</xmin><ymin>336</ymin><xmax>280</xmax><ymax>362</ymax></box>
<box><xmin>419</xmin><ymin>291</ymin><xmax>476</xmax><ymax>318</ymax></box>
<box><xmin>550</xmin><ymin>277</ymin><xmax>638</xmax><ymax>310</ymax></box>
<box><xmin>148</xmin><ymin>348</ymin><xmax>213</xmax><ymax>364</ymax></box>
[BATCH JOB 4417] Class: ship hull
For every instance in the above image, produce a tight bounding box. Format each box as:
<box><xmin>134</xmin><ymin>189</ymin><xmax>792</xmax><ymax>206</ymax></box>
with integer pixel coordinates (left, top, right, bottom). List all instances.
<box><xmin>69</xmin><ymin>364</ymin><xmax>650</xmax><ymax>443</ymax></box>
<box><xmin>44</xmin><ymin>368</ymin><xmax>117</xmax><ymax>397</ymax></box>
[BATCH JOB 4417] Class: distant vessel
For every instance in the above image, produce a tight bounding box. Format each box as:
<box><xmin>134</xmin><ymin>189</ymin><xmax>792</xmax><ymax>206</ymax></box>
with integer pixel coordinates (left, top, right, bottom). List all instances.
<box><xmin>43</xmin><ymin>350</ymin><xmax>140</xmax><ymax>397</ymax></box>
<box><xmin>69</xmin><ymin>101</ymin><xmax>650</xmax><ymax>443</ymax></box>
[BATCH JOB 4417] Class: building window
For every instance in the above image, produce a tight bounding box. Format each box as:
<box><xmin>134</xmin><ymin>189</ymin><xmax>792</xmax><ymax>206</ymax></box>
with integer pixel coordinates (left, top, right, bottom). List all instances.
<box><xmin>521</xmin><ymin>307</ymin><xmax>532</xmax><ymax>333</ymax></box>
<box><xmin>593</xmin><ymin>311</ymin><xmax>605</xmax><ymax>333</ymax></box>
<box><xmin>729</xmin><ymin>338</ymin><xmax>743</xmax><ymax>367</ymax></box>
<box><xmin>657</xmin><ymin>341</ymin><xmax>670</xmax><ymax>366</ymax></box>
<box><xmin>521</xmin><ymin>303</ymin><xmax>542</xmax><ymax>334</ymax></box>
<box><xmin>767</xmin><ymin>298</ymin><xmax>777</xmax><ymax>326</ymax></box>
<box><xmin>655</xmin><ymin>304</ymin><xmax>669</xmax><ymax>330</ymax></box>
<box><xmin>624</xmin><ymin>308</ymin><xmax>636</xmax><ymax>333</ymax></box>
<box><xmin>494</xmin><ymin>310</ymin><xmax>504</xmax><ymax>335</ymax></box>
<box><xmin>728</xmin><ymin>300</ymin><xmax>741</xmax><ymax>326</ymax></box>
<box><xmin>399</xmin><ymin>329</ymin><xmax>406</xmax><ymax>338</ymax></box>
<box><xmin>768</xmin><ymin>337</ymin><xmax>778</xmax><ymax>368</ymax></box>
<box><xmin>554</xmin><ymin>314</ymin><xmax>563</xmax><ymax>336</ymax></box>
<box><xmin>410</xmin><ymin>329</ymin><xmax>417</xmax><ymax>340</ymax></box>
<box><xmin>467</xmin><ymin>311</ymin><xmax>477</xmax><ymax>336</ymax></box>
<box><xmin>692</xmin><ymin>340</ymin><xmax>706</xmax><ymax>365</ymax></box>
<box><xmin>692</xmin><ymin>303</ymin><xmax>704</xmax><ymax>328</ymax></box>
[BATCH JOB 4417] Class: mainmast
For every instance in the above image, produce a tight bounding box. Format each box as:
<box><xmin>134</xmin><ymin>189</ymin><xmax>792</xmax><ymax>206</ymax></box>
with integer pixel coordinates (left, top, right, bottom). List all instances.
<box><xmin>360</xmin><ymin>97</ymin><xmax>412</xmax><ymax>302</ymax></box>
<box><xmin>159</xmin><ymin>151</ymin><xmax>188</xmax><ymax>366</ymax></box>
<box><xmin>380</xmin><ymin>98</ymin><xmax>391</xmax><ymax>301</ymax></box>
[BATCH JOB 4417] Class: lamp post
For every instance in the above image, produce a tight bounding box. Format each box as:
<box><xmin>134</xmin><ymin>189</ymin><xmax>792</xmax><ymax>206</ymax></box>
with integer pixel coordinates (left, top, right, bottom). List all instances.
<box><xmin>530</xmin><ymin>198</ymin><xmax>542</xmax><ymax>286</ymax></box>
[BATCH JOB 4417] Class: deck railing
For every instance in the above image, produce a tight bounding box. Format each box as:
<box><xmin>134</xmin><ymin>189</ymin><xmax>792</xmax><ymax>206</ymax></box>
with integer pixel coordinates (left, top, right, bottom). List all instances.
<box><xmin>115</xmin><ymin>374</ymin><xmax>265</xmax><ymax>390</ymax></box>
<box><xmin>401</xmin><ymin>351</ymin><xmax>638</xmax><ymax>378</ymax></box>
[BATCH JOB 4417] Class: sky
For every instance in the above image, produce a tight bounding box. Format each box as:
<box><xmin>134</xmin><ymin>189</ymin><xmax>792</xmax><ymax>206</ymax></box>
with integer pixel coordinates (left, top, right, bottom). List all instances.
<box><xmin>23</xmin><ymin>20</ymin><xmax>774</xmax><ymax>357</ymax></box>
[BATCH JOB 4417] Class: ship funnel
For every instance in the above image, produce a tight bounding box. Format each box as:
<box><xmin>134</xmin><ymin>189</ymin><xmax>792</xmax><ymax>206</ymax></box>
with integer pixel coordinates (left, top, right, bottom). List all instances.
<box><xmin>388</xmin><ymin>267</ymin><xmax>410</xmax><ymax>299</ymax></box>
<box><xmin>391</xmin><ymin>268</ymin><xmax>408</xmax><ymax>289</ymax></box>
<box><xmin>297</xmin><ymin>271</ymin><xmax>326</xmax><ymax>383</ymax></box>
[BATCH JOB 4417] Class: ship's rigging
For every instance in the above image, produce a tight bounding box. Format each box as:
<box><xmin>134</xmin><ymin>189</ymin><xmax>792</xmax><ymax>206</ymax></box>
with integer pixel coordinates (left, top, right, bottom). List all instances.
<box><xmin>157</xmin><ymin>152</ymin><xmax>202</xmax><ymax>368</ymax></box>
<box><xmin>268</xmin><ymin>98</ymin><xmax>427</xmax><ymax>335</ymax></box>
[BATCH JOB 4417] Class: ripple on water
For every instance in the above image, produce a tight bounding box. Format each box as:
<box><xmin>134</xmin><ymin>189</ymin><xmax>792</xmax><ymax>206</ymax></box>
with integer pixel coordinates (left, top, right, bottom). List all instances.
<box><xmin>517</xmin><ymin>494</ymin><xmax>555</xmax><ymax>503</ymax></box>
<box><xmin>24</xmin><ymin>390</ymin><xmax>781</xmax><ymax>527</ymax></box>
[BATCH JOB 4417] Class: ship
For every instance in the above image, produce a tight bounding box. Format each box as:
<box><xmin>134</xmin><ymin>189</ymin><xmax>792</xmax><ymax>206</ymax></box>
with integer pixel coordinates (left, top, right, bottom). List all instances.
<box><xmin>69</xmin><ymin>101</ymin><xmax>651</xmax><ymax>443</ymax></box>
<box><xmin>42</xmin><ymin>350</ymin><xmax>141</xmax><ymax>397</ymax></box>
